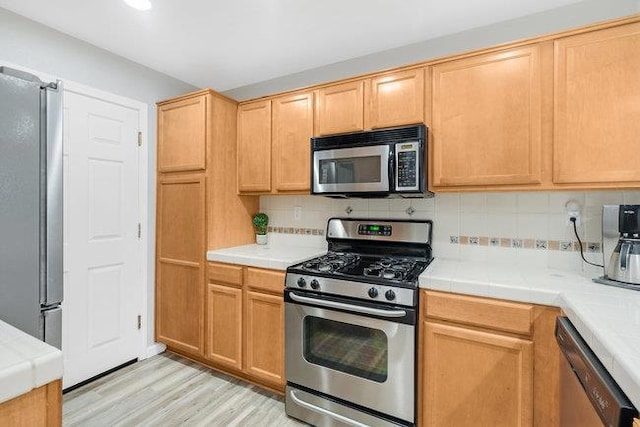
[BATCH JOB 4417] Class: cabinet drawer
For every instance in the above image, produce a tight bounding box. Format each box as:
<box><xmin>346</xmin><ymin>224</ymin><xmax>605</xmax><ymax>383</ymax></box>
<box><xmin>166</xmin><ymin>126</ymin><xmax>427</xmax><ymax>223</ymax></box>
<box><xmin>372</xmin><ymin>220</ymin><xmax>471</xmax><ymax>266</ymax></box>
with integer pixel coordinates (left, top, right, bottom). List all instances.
<box><xmin>424</xmin><ymin>291</ymin><xmax>534</xmax><ymax>336</ymax></box>
<box><xmin>245</xmin><ymin>268</ymin><xmax>285</xmax><ymax>294</ymax></box>
<box><xmin>208</xmin><ymin>262</ymin><xmax>243</xmax><ymax>286</ymax></box>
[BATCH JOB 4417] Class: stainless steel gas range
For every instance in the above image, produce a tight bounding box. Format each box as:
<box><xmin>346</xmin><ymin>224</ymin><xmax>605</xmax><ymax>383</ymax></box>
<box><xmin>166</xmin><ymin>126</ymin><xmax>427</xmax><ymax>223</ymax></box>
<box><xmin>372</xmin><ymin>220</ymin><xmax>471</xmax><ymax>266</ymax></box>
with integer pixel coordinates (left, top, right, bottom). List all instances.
<box><xmin>284</xmin><ymin>218</ymin><xmax>433</xmax><ymax>427</ymax></box>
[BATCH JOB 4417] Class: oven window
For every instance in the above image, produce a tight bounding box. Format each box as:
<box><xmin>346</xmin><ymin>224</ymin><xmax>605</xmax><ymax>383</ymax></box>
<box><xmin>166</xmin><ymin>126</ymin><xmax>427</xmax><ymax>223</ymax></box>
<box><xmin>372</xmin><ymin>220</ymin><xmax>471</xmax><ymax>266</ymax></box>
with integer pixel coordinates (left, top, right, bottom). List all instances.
<box><xmin>319</xmin><ymin>156</ymin><xmax>381</xmax><ymax>184</ymax></box>
<box><xmin>303</xmin><ymin>316</ymin><xmax>388</xmax><ymax>382</ymax></box>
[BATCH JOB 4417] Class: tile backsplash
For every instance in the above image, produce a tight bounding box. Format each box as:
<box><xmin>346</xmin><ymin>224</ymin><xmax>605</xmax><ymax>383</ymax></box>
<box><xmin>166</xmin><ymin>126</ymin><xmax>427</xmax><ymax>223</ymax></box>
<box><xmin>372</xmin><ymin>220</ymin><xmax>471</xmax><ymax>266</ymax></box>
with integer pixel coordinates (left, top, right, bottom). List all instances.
<box><xmin>260</xmin><ymin>190</ymin><xmax>640</xmax><ymax>274</ymax></box>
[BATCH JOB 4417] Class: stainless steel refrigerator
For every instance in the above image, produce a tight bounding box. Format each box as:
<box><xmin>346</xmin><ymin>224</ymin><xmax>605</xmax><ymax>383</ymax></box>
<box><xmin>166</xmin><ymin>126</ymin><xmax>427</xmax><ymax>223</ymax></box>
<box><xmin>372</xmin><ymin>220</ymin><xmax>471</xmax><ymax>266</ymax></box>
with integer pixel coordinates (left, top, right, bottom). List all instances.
<box><xmin>0</xmin><ymin>66</ymin><xmax>63</xmax><ymax>349</ymax></box>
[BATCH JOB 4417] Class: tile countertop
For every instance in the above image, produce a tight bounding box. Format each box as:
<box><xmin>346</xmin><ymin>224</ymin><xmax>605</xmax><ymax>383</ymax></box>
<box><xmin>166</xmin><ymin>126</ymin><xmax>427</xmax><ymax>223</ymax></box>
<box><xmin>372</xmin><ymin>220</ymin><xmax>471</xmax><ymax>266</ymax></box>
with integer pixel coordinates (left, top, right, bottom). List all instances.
<box><xmin>419</xmin><ymin>258</ymin><xmax>640</xmax><ymax>411</ymax></box>
<box><xmin>207</xmin><ymin>244</ymin><xmax>326</xmax><ymax>271</ymax></box>
<box><xmin>0</xmin><ymin>320</ymin><xmax>63</xmax><ymax>404</ymax></box>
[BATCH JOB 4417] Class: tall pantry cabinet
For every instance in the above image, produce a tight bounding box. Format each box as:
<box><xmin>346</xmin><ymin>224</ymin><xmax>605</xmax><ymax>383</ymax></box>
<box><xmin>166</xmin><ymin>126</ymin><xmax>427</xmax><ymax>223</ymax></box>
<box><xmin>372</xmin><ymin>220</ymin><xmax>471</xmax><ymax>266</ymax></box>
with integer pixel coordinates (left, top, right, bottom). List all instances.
<box><xmin>155</xmin><ymin>89</ymin><xmax>258</xmax><ymax>357</ymax></box>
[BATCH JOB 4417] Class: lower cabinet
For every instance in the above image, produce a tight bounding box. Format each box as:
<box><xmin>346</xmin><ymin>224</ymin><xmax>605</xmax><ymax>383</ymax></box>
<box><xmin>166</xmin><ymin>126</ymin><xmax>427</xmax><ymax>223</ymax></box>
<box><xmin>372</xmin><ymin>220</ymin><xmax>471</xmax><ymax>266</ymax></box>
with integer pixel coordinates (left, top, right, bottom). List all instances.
<box><xmin>245</xmin><ymin>290</ymin><xmax>285</xmax><ymax>385</ymax></box>
<box><xmin>0</xmin><ymin>380</ymin><xmax>61</xmax><ymax>426</ymax></box>
<box><xmin>206</xmin><ymin>262</ymin><xmax>285</xmax><ymax>391</ymax></box>
<box><xmin>206</xmin><ymin>282</ymin><xmax>243</xmax><ymax>370</ymax></box>
<box><xmin>419</xmin><ymin>290</ymin><xmax>560</xmax><ymax>427</ymax></box>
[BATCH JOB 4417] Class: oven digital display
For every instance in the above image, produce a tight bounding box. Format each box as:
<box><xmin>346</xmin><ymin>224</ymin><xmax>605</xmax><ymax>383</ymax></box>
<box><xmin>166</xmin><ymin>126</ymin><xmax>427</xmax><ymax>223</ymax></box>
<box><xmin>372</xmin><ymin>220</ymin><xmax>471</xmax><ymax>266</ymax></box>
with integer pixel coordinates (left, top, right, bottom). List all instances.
<box><xmin>358</xmin><ymin>224</ymin><xmax>391</xmax><ymax>236</ymax></box>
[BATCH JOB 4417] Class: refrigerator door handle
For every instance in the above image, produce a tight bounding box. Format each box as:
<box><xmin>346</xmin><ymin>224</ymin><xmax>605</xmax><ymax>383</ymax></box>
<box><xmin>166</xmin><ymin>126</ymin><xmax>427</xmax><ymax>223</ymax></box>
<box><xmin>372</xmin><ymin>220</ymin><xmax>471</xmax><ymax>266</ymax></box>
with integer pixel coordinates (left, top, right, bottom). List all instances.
<box><xmin>44</xmin><ymin>81</ymin><xmax>64</xmax><ymax>306</ymax></box>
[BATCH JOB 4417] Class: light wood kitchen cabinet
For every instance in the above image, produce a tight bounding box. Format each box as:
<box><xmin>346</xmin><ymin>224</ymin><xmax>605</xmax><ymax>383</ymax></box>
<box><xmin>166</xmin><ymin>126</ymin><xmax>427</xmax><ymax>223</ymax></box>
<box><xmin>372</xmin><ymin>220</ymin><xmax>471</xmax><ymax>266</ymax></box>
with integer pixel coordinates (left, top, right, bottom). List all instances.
<box><xmin>431</xmin><ymin>45</ymin><xmax>545</xmax><ymax>188</ymax></box>
<box><xmin>158</xmin><ymin>95</ymin><xmax>206</xmax><ymax>172</ymax></box>
<box><xmin>156</xmin><ymin>175</ymin><xmax>206</xmax><ymax>355</ymax></box>
<box><xmin>553</xmin><ymin>22</ymin><xmax>640</xmax><ymax>186</ymax></box>
<box><xmin>419</xmin><ymin>291</ymin><xmax>560</xmax><ymax>427</ymax></box>
<box><xmin>206</xmin><ymin>283</ymin><xmax>243</xmax><ymax>370</ymax></box>
<box><xmin>369</xmin><ymin>68</ymin><xmax>425</xmax><ymax>129</ymax></box>
<box><xmin>315</xmin><ymin>80</ymin><xmax>365</xmax><ymax>135</ymax></box>
<box><xmin>272</xmin><ymin>92</ymin><xmax>314</xmax><ymax>192</ymax></box>
<box><xmin>0</xmin><ymin>380</ymin><xmax>62</xmax><ymax>426</ymax></box>
<box><xmin>206</xmin><ymin>262</ymin><xmax>285</xmax><ymax>391</ymax></box>
<box><xmin>245</xmin><ymin>290</ymin><xmax>285</xmax><ymax>386</ymax></box>
<box><xmin>424</xmin><ymin>322</ymin><xmax>533</xmax><ymax>426</ymax></box>
<box><xmin>237</xmin><ymin>100</ymin><xmax>272</xmax><ymax>193</ymax></box>
<box><xmin>156</xmin><ymin>90</ymin><xmax>257</xmax><ymax>358</ymax></box>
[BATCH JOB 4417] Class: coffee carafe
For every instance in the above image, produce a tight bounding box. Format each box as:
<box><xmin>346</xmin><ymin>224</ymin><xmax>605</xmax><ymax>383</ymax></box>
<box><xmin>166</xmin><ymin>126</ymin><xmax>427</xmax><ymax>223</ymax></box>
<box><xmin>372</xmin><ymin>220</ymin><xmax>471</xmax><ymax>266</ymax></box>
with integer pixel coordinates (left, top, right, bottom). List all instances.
<box><xmin>605</xmin><ymin>205</ymin><xmax>640</xmax><ymax>285</ymax></box>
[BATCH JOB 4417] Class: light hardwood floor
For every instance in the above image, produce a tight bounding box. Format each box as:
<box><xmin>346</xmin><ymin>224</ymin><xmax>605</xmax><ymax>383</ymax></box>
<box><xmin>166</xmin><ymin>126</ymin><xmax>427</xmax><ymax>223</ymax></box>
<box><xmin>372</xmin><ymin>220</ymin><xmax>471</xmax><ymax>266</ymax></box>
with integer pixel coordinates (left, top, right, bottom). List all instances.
<box><xmin>63</xmin><ymin>352</ymin><xmax>306</xmax><ymax>426</ymax></box>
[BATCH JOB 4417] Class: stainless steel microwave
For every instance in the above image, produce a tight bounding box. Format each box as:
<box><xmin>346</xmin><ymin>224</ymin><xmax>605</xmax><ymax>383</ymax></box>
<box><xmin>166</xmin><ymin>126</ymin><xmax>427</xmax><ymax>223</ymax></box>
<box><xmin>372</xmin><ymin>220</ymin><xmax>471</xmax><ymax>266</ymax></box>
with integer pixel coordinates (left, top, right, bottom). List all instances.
<box><xmin>311</xmin><ymin>124</ymin><xmax>431</xmax><ymax>198</ymax></box>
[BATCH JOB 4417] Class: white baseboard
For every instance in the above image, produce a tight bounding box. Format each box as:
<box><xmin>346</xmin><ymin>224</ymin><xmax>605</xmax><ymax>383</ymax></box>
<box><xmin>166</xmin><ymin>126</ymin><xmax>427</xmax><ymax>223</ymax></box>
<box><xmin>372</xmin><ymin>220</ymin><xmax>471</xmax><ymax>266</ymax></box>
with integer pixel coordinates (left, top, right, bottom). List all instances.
<box><xmin>145</xmin><ymin>342</ymin><xmax>167</xmax><ymax>359</ymax></box>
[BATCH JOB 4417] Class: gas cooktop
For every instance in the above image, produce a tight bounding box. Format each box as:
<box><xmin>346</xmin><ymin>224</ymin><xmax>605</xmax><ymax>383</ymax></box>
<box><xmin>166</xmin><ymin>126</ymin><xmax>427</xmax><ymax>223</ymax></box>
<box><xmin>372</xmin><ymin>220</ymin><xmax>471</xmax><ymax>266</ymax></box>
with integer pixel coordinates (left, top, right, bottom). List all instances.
<box><xmin>292</xmin><ymin>251</ymin><xmax>431</xmax><ymax>287</ymax></box>
<box><xmin>285</xmin><ymin>218</ymin><xmax>433</xmax><ymax>306</ymax></box>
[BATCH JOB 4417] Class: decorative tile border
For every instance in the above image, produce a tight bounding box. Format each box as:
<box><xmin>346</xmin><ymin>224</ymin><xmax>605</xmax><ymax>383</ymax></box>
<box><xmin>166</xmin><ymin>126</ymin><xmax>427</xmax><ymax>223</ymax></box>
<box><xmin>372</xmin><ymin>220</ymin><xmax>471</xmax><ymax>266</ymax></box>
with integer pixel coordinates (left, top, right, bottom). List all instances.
<box><xmin>267</xmin><ymin>226</ymin><xmax>325</xmax><ymax>236</ymax></box>
<box><xmin>451</xmin><ymin>235</ymin><xmax>601</xmax><ymax>253</ymax></box>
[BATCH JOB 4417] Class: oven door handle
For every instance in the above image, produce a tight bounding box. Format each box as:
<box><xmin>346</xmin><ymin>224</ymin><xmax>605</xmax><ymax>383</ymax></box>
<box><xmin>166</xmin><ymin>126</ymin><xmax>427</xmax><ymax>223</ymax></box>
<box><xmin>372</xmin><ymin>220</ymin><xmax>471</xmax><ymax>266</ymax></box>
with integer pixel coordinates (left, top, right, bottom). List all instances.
<box><xmin>289</xmin><ymin>292</ymin><xmax>407</xmax><ymax>318</ymax></box>
<box><xmin>289</xmin><ymin>389</ymin><xmax>369</xmax><ymax>427</ymax></box>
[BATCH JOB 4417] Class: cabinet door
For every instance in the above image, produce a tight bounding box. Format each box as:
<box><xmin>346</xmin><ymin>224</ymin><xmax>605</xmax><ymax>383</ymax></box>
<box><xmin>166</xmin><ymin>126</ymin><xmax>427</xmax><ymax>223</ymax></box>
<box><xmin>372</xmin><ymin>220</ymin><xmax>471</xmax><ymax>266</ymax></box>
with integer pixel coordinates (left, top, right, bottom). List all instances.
<box><xmin>272</xmin><ymin>92</ymin><xmax>314</xmax><ymax>192</ymax></box>
<box><xmin>158</xmin><ymin>95</ymin><xmax>206</xmax><ymax>172</ymax></box>
<box><xmin>206</xmin><ymin>283</ymin><xmax>243</xmax><ymax>370</ymax></box>
<box><xmin>244</xmin><ymin>290</ymin><xmax>284</xmax><ymax>386</ymax></box>
<box><xmin>422</xmin><ymin>321</ymin><xmax>533</xmax><ymax>427</ymax></box>
<box><xmin>156</xmin><ymin>175</ymin><xmax>205</xmax><ymax>355</ymax></box>
<box><xmin>554</xmin><ymin>22</ymin><xmax>640</xmax><ymax>185</ymax></box>
<box><xmin>432</xmin><ymin>45</ymin><xmax>543</xmax><ymax>187</ymax></box>
<box><xmin>315</xmin><ymin>81</ymin><xmax>365</xmax><ymax>135</ymax></box>
<box><xmin>237</xmin><ymin>100</ymin><xmax>271</xmax><ymax>193</ymax></box>
<box><xmin>369</xmin><ymin>69</ymin><xmax>425</xmax><ymax>129</ymax></box>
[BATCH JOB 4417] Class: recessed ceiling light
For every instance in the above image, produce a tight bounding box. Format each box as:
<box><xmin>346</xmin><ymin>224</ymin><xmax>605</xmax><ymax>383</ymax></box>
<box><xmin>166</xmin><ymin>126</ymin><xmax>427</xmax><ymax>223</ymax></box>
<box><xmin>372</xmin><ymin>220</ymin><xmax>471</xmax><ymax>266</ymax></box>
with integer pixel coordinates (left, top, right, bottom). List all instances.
<box><xmin>123</xmin><ymin>0</ymin><xmax>152</xmax><ymax>11</ymax></box>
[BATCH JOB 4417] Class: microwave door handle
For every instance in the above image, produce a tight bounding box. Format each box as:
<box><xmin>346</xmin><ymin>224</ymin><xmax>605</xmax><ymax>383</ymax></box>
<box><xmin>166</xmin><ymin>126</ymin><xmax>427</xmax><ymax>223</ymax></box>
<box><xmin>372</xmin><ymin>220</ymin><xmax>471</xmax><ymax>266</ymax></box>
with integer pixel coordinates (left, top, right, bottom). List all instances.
<box><xmin>289</xmin><ymin>292</ymin><xmax>407</xmax><ymax>318</ymax></box>
<box><xmin>388</xmin><ymin>147</ymin><xmax>395</xmax><ymax>191</ymax></box>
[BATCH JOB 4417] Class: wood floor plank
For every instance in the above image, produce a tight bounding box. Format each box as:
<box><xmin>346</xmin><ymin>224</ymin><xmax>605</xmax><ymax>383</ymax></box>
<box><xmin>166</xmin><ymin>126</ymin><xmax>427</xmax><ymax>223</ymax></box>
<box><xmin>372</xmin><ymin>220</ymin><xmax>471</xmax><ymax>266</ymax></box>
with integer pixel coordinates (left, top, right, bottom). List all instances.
<box><xmin>63</xmin><ymin>352</ymin><xmax>307</xmax><ymax>426</ymax></box>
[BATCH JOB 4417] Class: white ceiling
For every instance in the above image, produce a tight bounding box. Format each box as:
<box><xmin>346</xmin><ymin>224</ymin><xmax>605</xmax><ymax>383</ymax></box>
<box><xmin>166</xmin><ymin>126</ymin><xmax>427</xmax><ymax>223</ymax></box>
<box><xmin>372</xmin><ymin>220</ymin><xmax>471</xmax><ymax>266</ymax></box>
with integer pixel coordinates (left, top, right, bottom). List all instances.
<box><xmin>0</xmin><ymin>0</ymin><xmax>583</xmax><ymax>91</ymax></box>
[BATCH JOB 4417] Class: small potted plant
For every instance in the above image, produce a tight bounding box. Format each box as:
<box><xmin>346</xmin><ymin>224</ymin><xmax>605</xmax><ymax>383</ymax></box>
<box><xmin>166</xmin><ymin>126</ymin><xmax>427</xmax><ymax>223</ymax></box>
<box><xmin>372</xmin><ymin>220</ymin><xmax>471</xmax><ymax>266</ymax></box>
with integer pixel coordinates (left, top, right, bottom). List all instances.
<box><xmin>252</xmin><ymin>212</ymin><xmax>269</xmax><ymax>245</ymax></box>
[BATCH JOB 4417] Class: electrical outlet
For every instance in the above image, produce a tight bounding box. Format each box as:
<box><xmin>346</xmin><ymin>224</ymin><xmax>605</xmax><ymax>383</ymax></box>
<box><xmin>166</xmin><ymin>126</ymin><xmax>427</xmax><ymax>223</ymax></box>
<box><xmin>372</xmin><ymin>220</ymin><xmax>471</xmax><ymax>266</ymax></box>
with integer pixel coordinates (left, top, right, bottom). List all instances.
<box><xmin>566</xmin><ymin>211</ymin><xmax>581</xmax><ymax>226</ymax></box>
<box><xmin>565</xmin><ymin>200</ymin><xmax>582</xmax><ymax>226</ymax></box>
<box><xmin>294</xmin><ymin>206</ymin><xmax>302</xmax><ymax>221</ymax></box>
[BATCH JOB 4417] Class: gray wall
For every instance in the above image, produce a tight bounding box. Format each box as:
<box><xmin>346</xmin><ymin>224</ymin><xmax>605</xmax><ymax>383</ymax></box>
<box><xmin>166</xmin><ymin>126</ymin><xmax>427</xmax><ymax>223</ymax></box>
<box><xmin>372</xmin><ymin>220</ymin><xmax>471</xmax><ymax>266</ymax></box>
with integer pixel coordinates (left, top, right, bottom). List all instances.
<box><xmin>224</xmin><ymin>0</ymin><xmax>640</xmax><ymax>101</ymax></box>
<box><xmin>0</xmin><ymin>7</ymin><xmax>197</xmax><ymax>349</ymax></box>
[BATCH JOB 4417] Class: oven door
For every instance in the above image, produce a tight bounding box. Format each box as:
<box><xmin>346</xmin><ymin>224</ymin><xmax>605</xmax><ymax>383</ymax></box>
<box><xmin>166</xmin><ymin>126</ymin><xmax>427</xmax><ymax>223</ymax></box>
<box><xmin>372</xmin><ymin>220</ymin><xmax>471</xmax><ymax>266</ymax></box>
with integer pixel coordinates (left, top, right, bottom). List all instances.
<box><xmin>312</xmin><ymin>144</ymin><xmax>391</xmax><ymax>194</ymax></box>
<box><xmin>285</xmin><ymin>290</ymin><xmax>415</xmax><ymax>423</ymax></box>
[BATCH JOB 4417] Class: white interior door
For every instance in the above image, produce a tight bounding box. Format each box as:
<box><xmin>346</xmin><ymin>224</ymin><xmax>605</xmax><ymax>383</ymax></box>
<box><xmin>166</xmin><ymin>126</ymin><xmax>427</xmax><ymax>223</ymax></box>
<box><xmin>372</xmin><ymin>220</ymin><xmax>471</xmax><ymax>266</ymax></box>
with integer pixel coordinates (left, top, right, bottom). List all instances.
<box><xmin>62</xmin><ymin>90</ymin><xmax>142</xmax><ymax>389</ymax></box>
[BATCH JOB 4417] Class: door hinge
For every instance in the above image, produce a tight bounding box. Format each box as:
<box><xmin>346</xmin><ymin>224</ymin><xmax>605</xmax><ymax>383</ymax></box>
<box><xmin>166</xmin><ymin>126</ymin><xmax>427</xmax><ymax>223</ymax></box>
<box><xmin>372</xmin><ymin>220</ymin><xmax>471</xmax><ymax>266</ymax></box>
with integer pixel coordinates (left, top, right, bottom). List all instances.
<box><xmin>137</xmin><ymin>315</ymin><xmax>142</xmax><ymax>330</ymax></box>
<box><xmin>137</xmin><ymin>131</ymin><xmax>142</xmax><ymax>147</ymax></box>
<box><xmin>138</xmin><ymin>223</ymin><xmax>141</xmax><ymax>239</ymax></box>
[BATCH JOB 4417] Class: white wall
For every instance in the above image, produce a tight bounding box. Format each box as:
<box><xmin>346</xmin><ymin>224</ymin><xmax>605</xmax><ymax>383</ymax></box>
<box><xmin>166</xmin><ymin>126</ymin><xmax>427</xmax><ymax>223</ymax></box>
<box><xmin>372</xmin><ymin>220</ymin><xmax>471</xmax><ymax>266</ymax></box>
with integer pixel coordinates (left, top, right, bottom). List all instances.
<box><xmin>224</xmin><ymin>0</ymin><xmax>640</xmax><ymax>101</ymax></box>
<box><xmin>260</xmin><ymin>190</ymin><xmax>640</xmax><ymax>277</ymax></box>
<box><xmin>0</xmin><ymin>7</ymin><xmax>198</xmax><ymax>348</ymax></box>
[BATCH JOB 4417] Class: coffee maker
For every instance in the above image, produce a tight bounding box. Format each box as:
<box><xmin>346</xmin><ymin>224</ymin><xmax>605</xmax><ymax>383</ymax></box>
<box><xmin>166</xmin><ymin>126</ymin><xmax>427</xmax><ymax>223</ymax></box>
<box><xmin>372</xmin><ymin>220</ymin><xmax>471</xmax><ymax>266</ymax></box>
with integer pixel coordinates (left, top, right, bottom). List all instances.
<box><xmin>597</xmin><ymin>205</ymin><xmax>640</xmax><ymax>288</ymax></box>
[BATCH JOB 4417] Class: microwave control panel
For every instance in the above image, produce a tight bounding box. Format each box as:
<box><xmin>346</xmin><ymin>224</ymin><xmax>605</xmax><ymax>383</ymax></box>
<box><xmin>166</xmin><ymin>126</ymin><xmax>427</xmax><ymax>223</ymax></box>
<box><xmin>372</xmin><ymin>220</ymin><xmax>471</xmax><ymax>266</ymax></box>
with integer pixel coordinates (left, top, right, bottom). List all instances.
<box><xmin>396</xmin><ymin>142</ymin><xmax>419</xmax><ymax>190</ymax></box>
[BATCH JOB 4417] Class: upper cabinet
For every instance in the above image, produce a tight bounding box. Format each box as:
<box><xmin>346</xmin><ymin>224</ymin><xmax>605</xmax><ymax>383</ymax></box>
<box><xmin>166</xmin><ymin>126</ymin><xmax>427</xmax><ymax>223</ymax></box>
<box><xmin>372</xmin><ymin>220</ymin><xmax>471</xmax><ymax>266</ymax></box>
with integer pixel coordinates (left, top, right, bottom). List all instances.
<box><xmin>158</xmin><ymin>95</ymin><xmax>206</xmax><ymax>172</ymax></box>
<box><xmin>272</xmin><ymin>92</ymin><xmax>314</xmax><ymax>192</ymax></box>
<box><xmin>315</xmin><ymin>81</ymin><xmax>365</xmax><ymax>136</ymax></box>
<box><xmin>431</xmin><ymin>45</ymin><xmax>545</xmax><ymax>188</ymax></box>
<box><xmin>237</xmin><ymin>100</ymin><xmax>272</xmax><ymax>193</ymax></box>
<box><xmin>553</xmin><ymin>22</ymin><xmax>640</xmax><ymax>186</ymax></box>
<box><xmin>369</xmin><ymin>68</ymin><xmax>425</xmax><ymax>129</ymax></box>
<box><xmin>235</xmin><ymin>16</ymin><xmax>640</xmax><ymax>194</ymax></box>
<box><xmin>314</xmin><ymin>70</ymin><xmax>426</xmax><ymax>136</ymax></box>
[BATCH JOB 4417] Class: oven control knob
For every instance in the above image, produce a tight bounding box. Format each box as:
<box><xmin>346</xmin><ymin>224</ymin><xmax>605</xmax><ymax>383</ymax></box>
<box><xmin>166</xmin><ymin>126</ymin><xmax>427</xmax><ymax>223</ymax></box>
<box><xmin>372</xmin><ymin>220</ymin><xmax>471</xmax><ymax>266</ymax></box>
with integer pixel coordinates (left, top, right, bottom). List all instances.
<box><xmin>385</xmin><ymin>290</ymin><xmax>396</xmax><ymax>301</ymax></box>
<box><xmin>310</xmin><ymin>279</ymin><xmax>320</xmax><ymax>290</ymax></box>
<box><xmin>368</xmin><ymin>287</ymin><xmax>379</xmax><ymax>298</ymax></box>
<box><xmin>297</xmin><ymin>277</ymin><xmax>307</xmax><ymax>288</ymax></box>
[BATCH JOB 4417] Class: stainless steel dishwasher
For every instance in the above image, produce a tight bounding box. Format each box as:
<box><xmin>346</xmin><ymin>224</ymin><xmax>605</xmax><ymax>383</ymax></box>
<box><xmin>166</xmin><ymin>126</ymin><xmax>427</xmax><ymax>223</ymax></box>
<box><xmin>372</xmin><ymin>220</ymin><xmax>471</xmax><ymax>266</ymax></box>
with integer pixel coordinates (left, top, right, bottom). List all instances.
<box><xmin>556</xmin><ymin>317</ymin><xmax>638</xmax><ymax>427</ymax></box>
